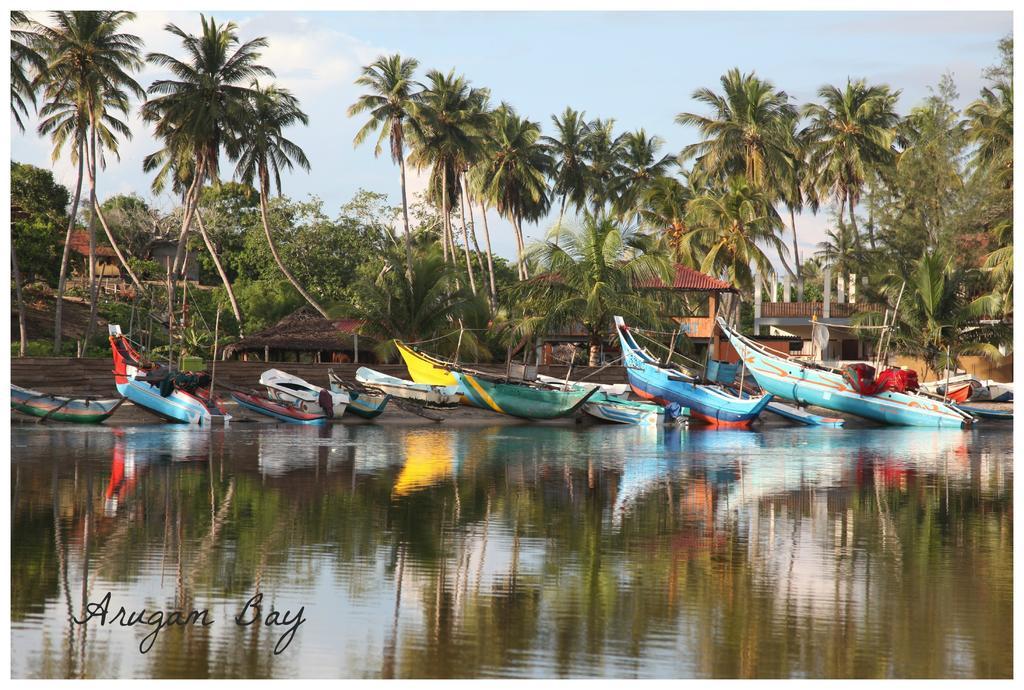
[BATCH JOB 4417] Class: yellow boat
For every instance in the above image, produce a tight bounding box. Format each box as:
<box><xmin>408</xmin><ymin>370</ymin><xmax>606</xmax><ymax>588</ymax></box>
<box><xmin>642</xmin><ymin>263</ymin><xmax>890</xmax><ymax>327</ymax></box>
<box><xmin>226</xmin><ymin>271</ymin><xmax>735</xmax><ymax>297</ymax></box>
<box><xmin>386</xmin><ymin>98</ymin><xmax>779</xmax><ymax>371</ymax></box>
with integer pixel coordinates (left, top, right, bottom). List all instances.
<box><xmin>396</xmin><ymin>340</ymin><xmax>459</xmax><ymax>386</ymax></box>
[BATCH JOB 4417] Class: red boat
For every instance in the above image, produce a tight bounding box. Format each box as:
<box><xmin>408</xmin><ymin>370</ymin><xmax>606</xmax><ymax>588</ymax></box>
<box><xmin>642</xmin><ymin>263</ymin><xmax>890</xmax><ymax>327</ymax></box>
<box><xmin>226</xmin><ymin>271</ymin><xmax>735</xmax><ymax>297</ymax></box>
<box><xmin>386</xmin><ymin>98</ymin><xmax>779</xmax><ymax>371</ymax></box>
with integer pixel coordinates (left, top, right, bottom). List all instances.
<box><xmin>230</xmin><ymin>390</ymin><xmax>328</xmax><ymax>425</ymax></box>
<box><xmin>941</xmin><ymin>381</ymin><xmax>976</xmax><ymax>404</ymax></box>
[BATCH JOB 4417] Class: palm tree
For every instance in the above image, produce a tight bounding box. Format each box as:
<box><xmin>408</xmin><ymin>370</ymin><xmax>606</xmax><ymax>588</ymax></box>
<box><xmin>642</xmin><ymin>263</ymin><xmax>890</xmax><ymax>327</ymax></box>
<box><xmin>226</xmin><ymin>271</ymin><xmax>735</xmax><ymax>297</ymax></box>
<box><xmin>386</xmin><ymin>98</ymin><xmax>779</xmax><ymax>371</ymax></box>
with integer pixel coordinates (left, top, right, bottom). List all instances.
<box><xmin>351</xmin><ymin>247</ymin><xmax>489</xmax><ymax>360</ymax></box>
<box><xmin>983</xmin><ymin>220</ymin><xmax>1012</xmax><ymax>318</ymax></box>
<box><xmin>676</xmin><ymin>68</ymin><xmax>797</xmax><ymax>190</ymax></box>
<box><xmin>519</xmin><ymin>214</ymin><xmax>671</xmax><ymax>366</ymax></box>
<box><xmin>777</xmin><ymin>118</ymin><xmax>819</xmax><ymax>281</ymax></box>
<box><xmin>348</xmin><ymin>53</ymin><xmax>421</xmax><ymax>286</ymax></box>
<box><xmin>802</xmin><ymin>79</ymin><xmax>901</xmax><ymax>251</ymax></box>
<box><xmin>11</xmin><ymin>11</ymin><xmax>45</xmax><ymax>132</ymax></box>
<box><xmin>856</xmin><ymin>253</ymin><xmax>1008</xmax><ymax>378</ymax></box>
<box><xmin>611</xmin><ymin>128</ymin><xmax>675</xmax><ymax>220</ymax></box>
<box><xmin>35</xmin><ymin>10</ymin><xmax>146</xmax><ymax>352</ymax></box>
<box><xmin>473</xmin><ymin>105</ymin><xmax>552</xmax><ymax>281</ymax></box>
<box><xmin>638</xmin><ymin>176</ymin><xmax>694</xmax><ymax>264</ymax></box>
<box><xmin>541</xmin><ymin>107</ymin><xmax>590</xmax><ymax>231</ymax></box>
<box><xmin>234</xmin><ymin>81</ymin><xmax>326</xmax><ymax>317</ymax></box>
<box><xmin>682</xmin><ymin>177</ymin><xmax>787</xmax><ymax>294</ymax></box>
<box><xmin>407</xmin><ymin>70</ymin><xmax>490</xmax><ymax>276</ymax></box>
<box><xmin>142</xmin><ymin>14</ymin><xmax>272</xmax><ymax>309</ymax></box>
<box><xmin>964</xmin><ymin>80</ymin><xmax>1012</xmax><ymax>187</ymax></box>
<box><xmin>814</xmin><ymin>215</ymin><xmax>865</xmax><ymax>286</ymax></box>
<box><xmin>582</xmin><ymin>117</ymin><xmax>622</xmax><ymax>213</ymax></box>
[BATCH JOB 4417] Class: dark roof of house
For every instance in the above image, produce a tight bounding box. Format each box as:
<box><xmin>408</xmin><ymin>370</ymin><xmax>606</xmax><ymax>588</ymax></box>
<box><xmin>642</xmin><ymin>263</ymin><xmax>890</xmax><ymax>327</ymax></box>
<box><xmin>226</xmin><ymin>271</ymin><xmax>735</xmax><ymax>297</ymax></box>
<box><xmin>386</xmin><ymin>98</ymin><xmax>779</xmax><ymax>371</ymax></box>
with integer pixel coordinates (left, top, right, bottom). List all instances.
<box><xmin>222</xmin><ymin>307</ymin><xmax>368</xmax><ymax>356</ymax></box>
<box><xmin>68</xmin><ymin>229</ymin><xmax>117</xmax><ymax>258</ymax></box>
<box><xmin>636</xmin><ymin>264</ymin><xmax>735</xmax><ymax>292</ymax></box>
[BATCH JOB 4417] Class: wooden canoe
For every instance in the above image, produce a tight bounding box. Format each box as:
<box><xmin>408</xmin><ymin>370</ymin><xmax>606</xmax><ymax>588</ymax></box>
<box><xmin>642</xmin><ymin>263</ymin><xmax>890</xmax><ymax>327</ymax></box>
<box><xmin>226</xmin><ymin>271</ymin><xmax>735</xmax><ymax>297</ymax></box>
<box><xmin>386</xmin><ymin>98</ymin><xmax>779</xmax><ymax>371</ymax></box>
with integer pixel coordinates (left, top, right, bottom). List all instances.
<box><xmin>452</xmin><ymin>371</ymin><xmax>597</xmax><ymax>420</ymax></box>
<box><xmin>11</xmin><ymin>384</ymin><xmax>123</xmax><ymax>424</ymax></box>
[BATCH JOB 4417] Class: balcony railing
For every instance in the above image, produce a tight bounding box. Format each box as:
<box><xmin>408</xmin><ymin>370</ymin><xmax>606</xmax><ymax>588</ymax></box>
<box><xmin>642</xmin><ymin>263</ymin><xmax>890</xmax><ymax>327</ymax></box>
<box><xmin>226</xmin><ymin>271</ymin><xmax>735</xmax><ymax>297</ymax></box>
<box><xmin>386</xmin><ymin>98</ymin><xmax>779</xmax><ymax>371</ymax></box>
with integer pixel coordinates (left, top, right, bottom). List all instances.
<box><xmin>760</xmin><ymin>302</ymin><xmax>884</xmax><ymax>319</ymax></box>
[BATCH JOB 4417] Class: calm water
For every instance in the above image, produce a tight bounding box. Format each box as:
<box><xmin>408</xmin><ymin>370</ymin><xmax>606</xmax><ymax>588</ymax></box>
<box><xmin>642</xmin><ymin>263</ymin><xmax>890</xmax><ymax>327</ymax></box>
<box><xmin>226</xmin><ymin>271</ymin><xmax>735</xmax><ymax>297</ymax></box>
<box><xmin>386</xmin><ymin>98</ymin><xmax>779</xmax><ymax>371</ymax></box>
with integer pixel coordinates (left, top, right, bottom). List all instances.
<box><xmin>10</xmin><ymin>421</ymin><xmax>1013</xmax><ymax>678</ymax></box>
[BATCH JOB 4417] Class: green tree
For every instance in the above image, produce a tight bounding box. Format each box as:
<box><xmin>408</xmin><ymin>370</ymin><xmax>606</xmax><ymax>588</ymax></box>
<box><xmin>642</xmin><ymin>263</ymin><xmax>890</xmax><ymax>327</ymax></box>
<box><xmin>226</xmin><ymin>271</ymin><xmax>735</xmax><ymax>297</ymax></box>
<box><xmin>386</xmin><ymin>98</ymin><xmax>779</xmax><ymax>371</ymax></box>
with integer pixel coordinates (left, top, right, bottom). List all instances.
<box><xmin>142</xmin><ymin>14</ymin><xmax>272</xmax><ymax>309</ymax></box>
<box><xmin>348</xmin><ymin>53</ymin><xmax>421</xmax><ymax>286</ymax></box>
<box><xmin>10</xmin><ymin>162</ymin><xmax>69</xmax><ymax>285</ymax></box>
<box><xmin>10</xmin><ymin>11</ymin><xmax>45</xmax><ymax>132</ymax></box>
<box><xmin>519</xmin><ymin>214</ymin><xmax>671</xmax><ymax>366</ymax></box>
<box><xmin>541</xmin><ymin>107</ymin><xmax>591</xmax><ymax>229</ymax></box>
<box><xmin>683</xmin><ymin>177</ymin><xmax>786</xmax><ymax>294</ymax></box>
<box><xmin>472</xmin><ymin>105</ymin><xmax>552</xmax><ymax>281</ymax></box>
<box><xmin>35</xmin><ymin>10</ymin><xmax>146</xmax><ymax>350</ymax></box>
<box><xmin>233</xmin><ymin>81</ymin><xmax>323</xmax><ymax>317</ymax></box>
<box><xmin>802</xmin><ymin>79</ymin><xmax>901</xmax><ymax>251</ymax></box>
<box><xmin>611</xmin><ymin>129</ymin><xmax>675</xmax><ymax>221</ymax></box>
<box><xmin>638</xmin><ymin>175</ymin><xmax>693</xmax><ymax>264</ymax></box>
<box><xmin>581</xmin><ymin>117</ymin><xmax>622</xmax><ymax>213</ymax></box>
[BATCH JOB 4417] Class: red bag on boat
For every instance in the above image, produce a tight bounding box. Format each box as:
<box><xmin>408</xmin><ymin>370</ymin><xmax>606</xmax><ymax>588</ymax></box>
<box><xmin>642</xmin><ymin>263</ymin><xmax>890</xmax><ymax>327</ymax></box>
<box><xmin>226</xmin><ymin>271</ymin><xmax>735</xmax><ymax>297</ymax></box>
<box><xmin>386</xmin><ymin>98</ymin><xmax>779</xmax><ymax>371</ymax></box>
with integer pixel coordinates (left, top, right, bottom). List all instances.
<box><xmin>874</xmin><ymin>367</ymin><xmax>919</xmax><ymax>393</ymax></box>
<box><xmin>843</xmin><ymin>363</ymin><xmax>878</xmax><ymax>395</ymax></box>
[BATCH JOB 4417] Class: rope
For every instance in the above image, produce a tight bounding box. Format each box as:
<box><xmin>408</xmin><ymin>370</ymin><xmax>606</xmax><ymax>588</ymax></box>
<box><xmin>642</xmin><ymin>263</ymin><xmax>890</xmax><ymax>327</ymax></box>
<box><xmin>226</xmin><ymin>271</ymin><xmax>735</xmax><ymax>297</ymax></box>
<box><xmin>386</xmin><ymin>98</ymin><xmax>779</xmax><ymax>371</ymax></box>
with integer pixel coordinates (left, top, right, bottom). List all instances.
<box><xmin>631</xmin><ymin>328</ymin><xmax>705</xmax><ymax>371</ymax></box>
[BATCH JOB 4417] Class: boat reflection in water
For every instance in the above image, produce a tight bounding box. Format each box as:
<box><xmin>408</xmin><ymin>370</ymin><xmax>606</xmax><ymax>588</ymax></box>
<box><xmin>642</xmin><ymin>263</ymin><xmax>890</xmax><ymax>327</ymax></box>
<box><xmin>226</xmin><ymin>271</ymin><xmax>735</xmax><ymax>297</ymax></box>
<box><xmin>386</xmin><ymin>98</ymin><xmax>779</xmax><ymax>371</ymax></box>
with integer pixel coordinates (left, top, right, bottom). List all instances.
<box><xmin>10</xmin><ymin>422</ymin><xmax>1011</xmax><ymax>679</ymax></box>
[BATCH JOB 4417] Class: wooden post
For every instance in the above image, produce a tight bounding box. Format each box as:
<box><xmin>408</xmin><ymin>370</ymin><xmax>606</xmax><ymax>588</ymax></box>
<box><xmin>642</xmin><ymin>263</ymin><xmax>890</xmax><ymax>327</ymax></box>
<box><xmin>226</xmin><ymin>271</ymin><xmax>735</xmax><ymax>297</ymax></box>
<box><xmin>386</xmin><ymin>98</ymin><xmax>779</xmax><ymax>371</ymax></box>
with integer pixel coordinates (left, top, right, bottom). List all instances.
<box><xmin>264</xmin><ymin>345</ymin><xmax>270</xmax><ymax>362</ymax></box>
<box><xmin>210</xmin><ymin>307</ymin><xmax>220</xmax><ymax>395</ymax></box>
<box><xmin>353</xmin><ymin>333</ymin><xmax>359</xmax><ymax>364</ymax></box>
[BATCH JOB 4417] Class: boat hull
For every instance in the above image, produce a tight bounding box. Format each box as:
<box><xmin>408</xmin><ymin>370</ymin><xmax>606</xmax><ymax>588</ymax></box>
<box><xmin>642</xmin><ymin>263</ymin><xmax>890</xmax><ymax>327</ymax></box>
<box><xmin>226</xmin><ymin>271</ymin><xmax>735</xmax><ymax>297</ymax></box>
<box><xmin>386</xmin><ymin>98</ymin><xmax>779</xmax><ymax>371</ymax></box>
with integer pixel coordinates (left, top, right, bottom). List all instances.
<box><xmin>109</xmin><ymin>327</ymin><xmax>230</xmax><ymax>425</ymax></box>
<box><xmin>396</xmin><ymin>341</ymin><xmax>459</xmax><ymax>386</ymax></box>
<box><xmin>11</xmin><ymin>385</ymin><xmax>122</xmax><ymax>424</ymax></box>
<box><xmin>344</xmin><ymin>390</ymin><xmax>391</xmax><ymax>419</ymax></box>
<box><xmin>717</xmin><ymin>319</ymin><xmax>971</xmax><ymax>429</ymax></box>
<box><xmin>583</xmin><ymin>394</ymin><xmax>665</xmax><ymax>426</ymax></box>
<box><xmin>356</xmin><ymin>367</ymin><xmax>462</xmax><ymax>406</ymax></box>
<box><xmin>452</xmin><ymin>371</ymin><xmax>596</xmax><ymax>420</ymax></box>
<box><xmin>614</xmin><ymin>317</ymin><xmax>771</xmax><ymax>427</ymax></box>
<box><xmin>230</xmin><ymin>391</ymin><xmax>327</xmax><ymax>424</ymax></box>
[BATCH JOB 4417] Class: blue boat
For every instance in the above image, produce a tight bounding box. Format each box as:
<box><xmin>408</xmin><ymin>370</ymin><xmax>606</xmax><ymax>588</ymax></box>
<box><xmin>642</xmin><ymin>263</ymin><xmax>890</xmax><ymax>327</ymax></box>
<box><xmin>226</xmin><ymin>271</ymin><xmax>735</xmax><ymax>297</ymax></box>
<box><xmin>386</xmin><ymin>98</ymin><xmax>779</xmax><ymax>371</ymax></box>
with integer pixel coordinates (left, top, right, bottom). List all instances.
<box><xmin>613</xmin><ymin>316</ymin><xmax>772</xmax><ymax>427</ymax></box>
<box><xmin>716</xmin><ymin>317</ymin><xmax>973</xmax><ymax>429</ymax></box>
<box><xmin>109</xmin><ymin>325</ymin><xmax>231</xmax><ymax>426</ymax></box>
<box><xmin>765</xmin><ymin>401</ymin><xmax>845</xmax><ymax>427</ymax></box>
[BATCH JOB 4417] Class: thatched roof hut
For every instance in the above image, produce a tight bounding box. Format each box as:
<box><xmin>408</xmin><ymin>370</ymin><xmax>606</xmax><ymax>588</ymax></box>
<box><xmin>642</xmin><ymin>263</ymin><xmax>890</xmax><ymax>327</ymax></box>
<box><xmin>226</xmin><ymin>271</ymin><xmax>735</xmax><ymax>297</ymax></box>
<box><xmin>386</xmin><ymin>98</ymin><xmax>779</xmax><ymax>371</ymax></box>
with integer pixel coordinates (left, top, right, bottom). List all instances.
<box><xmin>222</xmin><ymin>307</ymin><xmax>376</xmax><ymax>363</ymax></box>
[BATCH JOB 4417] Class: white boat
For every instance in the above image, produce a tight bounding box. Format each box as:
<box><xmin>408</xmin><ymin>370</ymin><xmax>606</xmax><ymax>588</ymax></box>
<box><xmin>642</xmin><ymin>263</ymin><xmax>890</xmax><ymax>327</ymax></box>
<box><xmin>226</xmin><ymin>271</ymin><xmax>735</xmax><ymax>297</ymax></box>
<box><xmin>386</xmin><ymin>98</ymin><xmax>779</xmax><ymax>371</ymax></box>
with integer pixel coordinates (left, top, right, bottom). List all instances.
<box><xmin>535</xmin><ymin>374</ymin><xmax>629</xmax><ymax>397</ymax></box>
<box><xmin>259</xmin><ymin>368</ymin><xmax>349</xmax><ymax>418</ymax></box>
<box><xmin>583</xmin><ymin>393</ymin><xmax>667</xmax><ymax>426</ymax></box>
<box><xmin>356</xmin><ymin>367</ymin><xmax>462</xmax><ymax>407</ymax></box>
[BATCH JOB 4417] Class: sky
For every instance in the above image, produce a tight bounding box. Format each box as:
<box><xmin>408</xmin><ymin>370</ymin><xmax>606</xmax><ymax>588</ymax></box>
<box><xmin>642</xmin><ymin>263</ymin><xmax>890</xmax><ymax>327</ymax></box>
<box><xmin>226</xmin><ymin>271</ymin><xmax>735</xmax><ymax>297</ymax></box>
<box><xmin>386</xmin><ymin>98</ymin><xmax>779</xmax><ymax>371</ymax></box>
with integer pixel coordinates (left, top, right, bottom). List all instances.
<box><xmin>10</xmin><ymin>10</ymin><xmax>1012</xmax><ymax>268</ymax></box>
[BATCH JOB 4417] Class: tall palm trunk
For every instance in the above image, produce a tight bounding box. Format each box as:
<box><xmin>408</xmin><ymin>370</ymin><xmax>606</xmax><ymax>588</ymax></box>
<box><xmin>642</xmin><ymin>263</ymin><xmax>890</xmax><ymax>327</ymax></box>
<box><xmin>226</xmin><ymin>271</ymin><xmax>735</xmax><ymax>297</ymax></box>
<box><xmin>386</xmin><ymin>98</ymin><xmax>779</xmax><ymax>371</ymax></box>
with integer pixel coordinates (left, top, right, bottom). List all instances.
<box><xmin>259</xmin><ymin>173</ymin><xmax>328</xmax><ymax>318</ymax></box>
<box><xmin>846</xmin><ymin>190</ymin><xmax>864</xmax><ymax>252</ymax></box>
<box><xmin>789</xmin><ymin>207</ymin><xmax>801</xmax><ymax>281</ymax></box>
<box><xmin>512</xmin><ymin>216</ymin><xmax>529</xmax><ymax>280</ymax></box>
<box><xmin>555</xmin><ymin>194</ymin><xmax>568</xmax><ymax>246</ymax></box>
<box><xmin>194</xmin><ymin>208</ymin><xmax>244</xmax><ymax>335</ymax></box>
<box><xmin>83</xmin><ymin>127</ymin><xmax>100</xmax><ymax>352</ymax></box>
<box><xmin>460</xmin><ymin>177</ymin><xmax>486</xmax><ymax>276</ymax></box>
<box><xmin>456</xmin><ymin>176</ymin><xmax>477</xmax><ymax>295</ymax></box>
<box><xmin>398</xmin><ymin>151</ymin><xmax>414</xmax><ymax>286</ymax></box>
<box><xmin>478</xmin><ymin>200</ymin><xmax>498</xmax><ymax>306</ymax></box>
<box><xmin>12</xmin><ymin>245</ymin><xmax>27</xmax><ymax>357</ymax></box>
<box><xmin>441</xmin><ymin>167</ymin><xmax>450</xmax><ymax>263</ymax></box>
<box><xmin>53</xmin><ymin>140</ymin><xmax>85</xmax><ymax>355</ymax></box>
<box><xmin>168</xmin><ymin>165</ymin><xmax>205</xmax><ymax>308</ymax></box>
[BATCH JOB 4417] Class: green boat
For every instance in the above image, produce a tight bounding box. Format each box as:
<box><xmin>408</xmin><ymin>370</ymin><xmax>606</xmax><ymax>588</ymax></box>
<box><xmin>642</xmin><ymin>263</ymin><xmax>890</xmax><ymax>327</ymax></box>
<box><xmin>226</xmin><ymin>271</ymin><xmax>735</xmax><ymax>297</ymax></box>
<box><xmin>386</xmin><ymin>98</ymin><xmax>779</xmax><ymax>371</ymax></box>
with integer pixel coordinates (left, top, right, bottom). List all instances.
<box><xmin>452</xmin><ymin>371</ymin><xmax>597</xmax><ymax>420</ymax></box>
<box><xmin>11</xmin><ymin>384</ymin><xmax>124</xmax><ymax>424</ymax></box>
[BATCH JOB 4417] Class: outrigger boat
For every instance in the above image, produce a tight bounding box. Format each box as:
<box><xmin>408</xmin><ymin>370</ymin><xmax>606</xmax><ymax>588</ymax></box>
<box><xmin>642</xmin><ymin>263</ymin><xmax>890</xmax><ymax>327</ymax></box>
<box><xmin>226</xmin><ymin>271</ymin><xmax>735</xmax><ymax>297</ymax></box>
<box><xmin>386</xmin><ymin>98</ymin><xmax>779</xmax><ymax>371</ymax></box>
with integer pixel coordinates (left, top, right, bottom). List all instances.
<box><xmin>259</xmin><ymin>369</ymin><xmax>348</xmax><ymax>418</ymax></box>
<box><xmin>230</xmin><ymin>389</ymin><xmax>328</xmax><ymax>425</ymax></box>
<box><xmin>328</xmin><ymin>371</ymin><xmax>391</xmax><ymax>419</ymax></box>
<box><xmin>954</xmin><ymin>403</ymin><xmax>1013</xmax><ymax>421</ymax></box>
<box><xmin>109</xmin><ymin>325</ymin><xmax>230</xmax><ymax>425</ymax></box>
<box><xmin>356</xmin><ymin>367</ymin><xmax>462</xmax><ymax>407</ymax></box>
<box><xmin>452</xmin><ymin>371</ymin><xmax>597</xmax><ymax>420</ymax></box>
<box><xmin>396</xmin><ymin>341</ymin><xmax>460</xmax><ymax>386</ymax></box>
<box><xmin>535</xmin><ymin>374</ymin><xmax>629</xmax><ymax>397</ymax></box>
<box><xmin>11</xmin><ymin>384</ymin><xmax>124</xmax><ymax>424</ymax></box>
<box><xmin>613</xmin><ymin>316</ymin><xmax>772</xmax><ymax>427</ymax></box>
<box><xmin>716</xmin><ymin>318</ymin><xmax>973</xmax><ymax>429</ymax></box>
<box><xmin>583</xmin><ymin>393</ymin><xmax>671</xmax><ymax>426</ymax></box>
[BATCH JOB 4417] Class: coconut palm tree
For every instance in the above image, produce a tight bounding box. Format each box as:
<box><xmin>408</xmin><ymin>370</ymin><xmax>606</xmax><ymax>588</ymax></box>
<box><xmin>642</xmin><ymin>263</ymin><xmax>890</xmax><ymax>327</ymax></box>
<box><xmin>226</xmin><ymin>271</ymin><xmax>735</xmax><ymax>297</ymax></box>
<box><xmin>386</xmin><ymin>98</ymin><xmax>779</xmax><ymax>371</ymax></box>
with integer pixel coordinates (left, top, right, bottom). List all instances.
<box><xmin>611</xmin><ymin>128</ymin><xmax>675</xmax><ymax>220</ymax></box>
<box><xmin>802</xmin><ymin>79</ymin><xmax>901</xmax><ymax>251</ymax></box>
<box><xmin>676</xmin><ymin>68</ymin><xmax>797</xmax><ymax>190</ymax></box>
<box><xmin>638</xmin><ymin>175</ymin><xmax>694</xmax><ymax>264</ymax></box>
<box><xmin>856</xmin><ymin>253</ymin><xmax>1008</xmax><ymax>378</ymax></box>
<box><xmin>983</xmin><ymin>220</ymin><xmax>1012</xmax><ymax>318</ymax></box>
<box><xmin>964</xmin><ymin>80</ymin><xmax>1013</xmax><ymax>186</ymax></box>
<box><xmin>35</xmin><ymin>10</ymin><xmax>145</xmax><ymax>352</ymax></box>
<box><xmin>348</xmin><ymin>53</ymin><xmax>421</xmax><ymax>286</ymax></box>
<box><xmin>582</xmin><ymin>117</ymin><xmax>622</xmax><ymax>213</ymax></box>
<box><xmin>682</xmin><ymin>177</ymin><xmax>787</xmax><ymax>294</ymax></box>
<box><xmin>519</xmin><ymin>214</ymin><xmax>672</xmax><ymax>365</ymax></box>
<box><xmin>777</xmin><ymin>117</ymin><xmax>819</xmax><ymax>281</ymax></box>
<box><xmin>11</xmin><ymin>11</ymin><xmax>45</xmax><ymax>132</ymax></box>
<box><xmin>142</xmin><ymin>14</ymin><xmax>272</xmax><ymax>307</ymax></box>
<box><xmin>234</xmin><ymin>81</ymin><xmax>327</xmax><ymax>317</ymax></box>
<box><xmin>406</xmin><ymin>70</ymin><xmax>490</xmax><ymax>276</ymax></box>
<box><xmin>351</xmin><ymin>246</ymin><xmax>490</xmax><ymax>361</ymax></box>
<box><xmin>541</xmin><ymin>107</ymin><xmax>590</xmax><ymax>230</ymax></box>
<box><xmin>473</xmin><ymin>105</ymin><xmax>552</xmax><ymax>281</ymax></box>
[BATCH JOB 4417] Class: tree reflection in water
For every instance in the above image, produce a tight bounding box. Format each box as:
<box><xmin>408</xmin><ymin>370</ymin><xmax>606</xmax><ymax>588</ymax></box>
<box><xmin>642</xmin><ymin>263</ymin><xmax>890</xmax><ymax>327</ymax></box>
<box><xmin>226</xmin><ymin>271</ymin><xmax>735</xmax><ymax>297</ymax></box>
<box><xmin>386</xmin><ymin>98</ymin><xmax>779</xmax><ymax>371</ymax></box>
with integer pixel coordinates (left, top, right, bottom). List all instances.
<box><xmin>10</xmin><ymin>423</ymin><xmax>1012</xmax><ymax>678</ymax></box>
